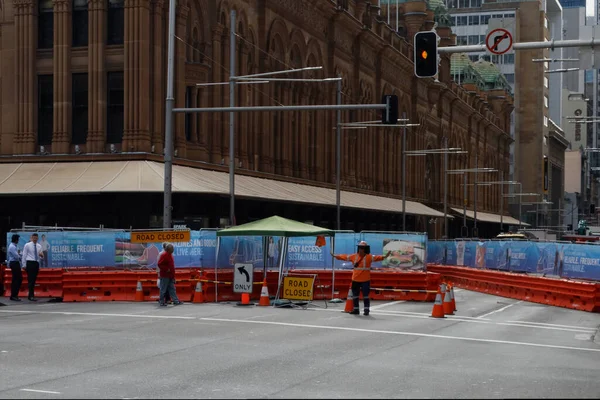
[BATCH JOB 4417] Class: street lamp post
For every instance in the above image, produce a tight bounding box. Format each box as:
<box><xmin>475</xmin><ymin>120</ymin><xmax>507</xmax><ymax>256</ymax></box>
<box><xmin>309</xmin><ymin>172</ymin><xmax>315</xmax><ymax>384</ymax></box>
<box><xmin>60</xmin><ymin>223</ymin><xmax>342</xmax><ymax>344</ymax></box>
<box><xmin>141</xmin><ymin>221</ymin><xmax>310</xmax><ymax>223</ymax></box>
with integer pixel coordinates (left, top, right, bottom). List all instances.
<box><xmin>447</xmin><ymin>167</ymin><xmax>497</xmax><ymax>237</ymax></box>
<box><xmin>463</xmin><ymin>179</ymin><xmax>520</xmax><ymax>233</ymax></box>
<box><xmin>405</xmin><ymin>145</ymin><xmax>467</xmax><ymax>238</ymax></box>
<box><xmin>340</xmin><ymin>118</ymin><xmax>417</xmax><ymax>230</ymax></box>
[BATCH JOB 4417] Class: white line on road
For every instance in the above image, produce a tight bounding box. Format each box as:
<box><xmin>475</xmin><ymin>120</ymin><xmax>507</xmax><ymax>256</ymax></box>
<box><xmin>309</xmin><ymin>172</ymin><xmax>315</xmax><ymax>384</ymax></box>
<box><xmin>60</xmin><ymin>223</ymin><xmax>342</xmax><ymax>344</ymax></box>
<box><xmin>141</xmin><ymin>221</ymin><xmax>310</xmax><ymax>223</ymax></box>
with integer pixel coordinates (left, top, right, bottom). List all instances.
<box><xmin>307</xmin><ymin>308</ymin><xmax>596</xmax><ymax>333</ymax></box>
<box><xmin>0</xmin><ymin>310</ymin><xmax>196</xmax><ymax>320</ymax></box>
<box><xmin>2</xmin><ymin>308</ymin><xmax>595</xmax><ymax>334</ymax></box>
<box><xmin>20</xmin><ymin>389</ymin><xmax>61</xmax><ymax>394</ymax></box>
<box><xmin>200</xmin><ymin>317</ymin><xmax>600</xmax><ymax>353</ymax></box>
<box><xmin>370</xmin><ymin>300</ymin><xmax>405</xmax><ymax>310</ymax></box>
<box><xmin>506</xmin><ymin>320</ymin><xmax>599</xmax><ymax>331</ymax></box>
<box><xmin>477</xmin><ymin>301</ymin><xmax>523</xmax><ymax>319</ymax></box>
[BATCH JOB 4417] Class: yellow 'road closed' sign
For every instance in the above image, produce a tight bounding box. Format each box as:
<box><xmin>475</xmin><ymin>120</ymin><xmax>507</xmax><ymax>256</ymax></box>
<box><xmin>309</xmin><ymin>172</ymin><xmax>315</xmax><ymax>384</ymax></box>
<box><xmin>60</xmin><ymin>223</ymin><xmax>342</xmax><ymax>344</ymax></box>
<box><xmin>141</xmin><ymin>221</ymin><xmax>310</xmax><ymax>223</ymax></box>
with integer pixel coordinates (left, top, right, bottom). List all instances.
<box><xmin>282</xmin><ymin>276</ymin><xmax>314</xmax><ymax>301</ymax></box>
<box><xmin>130</xmin><ymin>230</ymin><xmax>191</xmax><ymax>244</ymax></box>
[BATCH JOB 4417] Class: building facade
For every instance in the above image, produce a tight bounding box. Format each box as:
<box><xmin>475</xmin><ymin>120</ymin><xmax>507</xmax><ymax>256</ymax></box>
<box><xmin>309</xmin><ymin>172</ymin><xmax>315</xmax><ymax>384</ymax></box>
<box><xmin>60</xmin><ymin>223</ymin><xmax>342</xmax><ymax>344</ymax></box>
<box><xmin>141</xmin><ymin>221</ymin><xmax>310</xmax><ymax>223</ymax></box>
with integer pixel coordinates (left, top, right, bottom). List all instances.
<box><xmin>0</xmin><ymin>0</ymin><xmax>514</xmax><ymax>238</ymax></box>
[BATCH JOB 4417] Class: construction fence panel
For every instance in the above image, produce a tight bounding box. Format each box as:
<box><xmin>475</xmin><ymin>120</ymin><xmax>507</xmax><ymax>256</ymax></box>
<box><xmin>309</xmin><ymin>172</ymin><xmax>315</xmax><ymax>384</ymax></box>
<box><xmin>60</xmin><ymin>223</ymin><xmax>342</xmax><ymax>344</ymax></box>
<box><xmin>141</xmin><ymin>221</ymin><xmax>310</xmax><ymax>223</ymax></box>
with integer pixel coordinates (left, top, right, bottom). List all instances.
<box><xmin>427</xmin><ymin>240</ymin><xmax>600</xmax><ymax>282</ymax></box>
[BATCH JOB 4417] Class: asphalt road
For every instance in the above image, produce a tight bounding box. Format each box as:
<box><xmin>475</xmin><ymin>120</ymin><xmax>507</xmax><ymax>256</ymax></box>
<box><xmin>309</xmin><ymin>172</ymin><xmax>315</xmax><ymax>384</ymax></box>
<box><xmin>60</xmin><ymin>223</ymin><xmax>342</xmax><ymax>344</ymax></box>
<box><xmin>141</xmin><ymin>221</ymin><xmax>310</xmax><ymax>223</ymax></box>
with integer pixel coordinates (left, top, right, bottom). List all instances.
<box><xmin>0</xmin><ymin>289</ymin><xmax>599</xmax><ymax>399</ymax></box>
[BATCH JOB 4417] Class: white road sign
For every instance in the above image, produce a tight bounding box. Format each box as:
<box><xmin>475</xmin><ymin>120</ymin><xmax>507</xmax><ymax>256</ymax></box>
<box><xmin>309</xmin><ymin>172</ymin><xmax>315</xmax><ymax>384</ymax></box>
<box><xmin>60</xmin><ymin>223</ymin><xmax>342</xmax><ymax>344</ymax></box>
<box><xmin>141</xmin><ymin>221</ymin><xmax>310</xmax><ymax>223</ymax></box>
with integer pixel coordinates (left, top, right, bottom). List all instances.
<box><xmin>486</xmin><ymin>18</ymin><xmax>514</xmax><ymax>55</ymax></box>
<box><xmin>486</xmin><ymin>28</ymin><xmax>513</xmax><ymax>55</ymax></box>
<box><xmin>233</xmin><ymin>263</ymin><xmax>254</xmax><ymax>293</ymax></box>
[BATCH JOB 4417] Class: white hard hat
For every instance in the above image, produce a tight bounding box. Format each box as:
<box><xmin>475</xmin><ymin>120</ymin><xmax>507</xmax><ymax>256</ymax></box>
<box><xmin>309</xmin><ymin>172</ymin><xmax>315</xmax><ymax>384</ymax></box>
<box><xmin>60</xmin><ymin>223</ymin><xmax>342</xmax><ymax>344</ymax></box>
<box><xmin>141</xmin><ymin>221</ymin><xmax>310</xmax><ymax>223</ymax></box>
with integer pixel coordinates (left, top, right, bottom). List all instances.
<box><xmin>358</xmin><ymin>241</ymin><xmax>368</xmax><ymax>247</ymax></box>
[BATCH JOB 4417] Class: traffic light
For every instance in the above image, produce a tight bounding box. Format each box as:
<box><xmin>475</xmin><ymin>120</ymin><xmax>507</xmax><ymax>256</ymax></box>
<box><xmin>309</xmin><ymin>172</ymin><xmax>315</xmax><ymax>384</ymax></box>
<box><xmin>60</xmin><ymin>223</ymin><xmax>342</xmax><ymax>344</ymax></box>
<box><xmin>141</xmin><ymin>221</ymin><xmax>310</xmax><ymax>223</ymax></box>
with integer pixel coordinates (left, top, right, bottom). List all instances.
<box><xmin>381</xmin><ymin>94</ymin><xmax>399</xmax><ymax>124</ymax></box>
<box><xmin>414</xmin><ymin>31</ymin><xmax>438</xmax><ymax>78</ymax></box>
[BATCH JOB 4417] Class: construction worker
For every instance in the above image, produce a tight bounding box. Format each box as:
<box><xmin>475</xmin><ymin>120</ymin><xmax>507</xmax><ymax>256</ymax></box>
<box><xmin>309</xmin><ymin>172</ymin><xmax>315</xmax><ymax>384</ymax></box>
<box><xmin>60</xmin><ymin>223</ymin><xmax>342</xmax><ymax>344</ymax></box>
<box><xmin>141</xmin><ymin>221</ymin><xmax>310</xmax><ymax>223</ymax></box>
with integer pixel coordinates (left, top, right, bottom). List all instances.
<box><xmin>332</xmin><ymin>241</ymin><xmax>391</xmax><ymax>315</ymax></box>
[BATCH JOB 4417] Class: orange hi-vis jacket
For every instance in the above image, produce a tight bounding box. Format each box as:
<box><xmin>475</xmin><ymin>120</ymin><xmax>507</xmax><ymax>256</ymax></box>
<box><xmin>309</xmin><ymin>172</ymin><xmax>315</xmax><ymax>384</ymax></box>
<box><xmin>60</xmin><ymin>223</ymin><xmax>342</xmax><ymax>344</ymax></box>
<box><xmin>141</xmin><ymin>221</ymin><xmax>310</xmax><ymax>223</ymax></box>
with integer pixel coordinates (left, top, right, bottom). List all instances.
<box><xmin>334</xmin><ymin>253</ymin><xmax>385</xmax><ymax>282</ymax></box>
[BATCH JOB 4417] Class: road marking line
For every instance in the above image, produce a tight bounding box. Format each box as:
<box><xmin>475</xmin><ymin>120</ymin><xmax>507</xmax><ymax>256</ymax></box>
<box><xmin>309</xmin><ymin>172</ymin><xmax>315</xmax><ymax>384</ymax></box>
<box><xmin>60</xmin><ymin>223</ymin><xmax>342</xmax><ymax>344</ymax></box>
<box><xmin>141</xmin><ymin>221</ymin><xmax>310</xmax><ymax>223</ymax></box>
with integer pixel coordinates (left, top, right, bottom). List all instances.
<box><xmin>0</xmin><ymin>310</ymin><xmax>195</xmax><ymax>320</ymax></box>
<box><xmin>200</xmin><ymin>317</ymin><xmax>600</xmax><ymax>353</ymax></box>
<box><xmin>20</xmin><ymin>389</ymin><xmax>61</xmax><ymax>394</ymax></box>
<box><xmin>2</xmin><ymin>308</ymin><xmax>594</xmax><ymax>334</ymax></box>
<box><xmin>370</xmin><ymin>300</ymin><xmax>405</xmax><ymax>310</ymax></box>
<box><xmin>506</xmin><ymin>320</ymin><xmax>598</xmax><ymax>331</ymax></box>
<box><xmin>477</xmin><ymin>301</ymin><xmax>523</xmax><ymax>319</ymax></box>
<box><xmin>308</xmin><ymin>308</ymin><xmax>596</xmax><ymax>332</ymax></box>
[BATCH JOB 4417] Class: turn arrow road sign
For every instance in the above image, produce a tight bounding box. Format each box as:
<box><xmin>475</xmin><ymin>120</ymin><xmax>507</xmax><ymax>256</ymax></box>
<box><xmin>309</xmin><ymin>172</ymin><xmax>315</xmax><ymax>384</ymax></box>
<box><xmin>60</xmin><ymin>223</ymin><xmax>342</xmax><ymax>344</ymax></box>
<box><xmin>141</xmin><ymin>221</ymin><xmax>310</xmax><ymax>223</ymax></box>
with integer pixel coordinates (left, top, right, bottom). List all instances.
<box><xmin>233</xmin><ymin>263</ymin><xmax>254</xmax><ymax>294</ymax></box>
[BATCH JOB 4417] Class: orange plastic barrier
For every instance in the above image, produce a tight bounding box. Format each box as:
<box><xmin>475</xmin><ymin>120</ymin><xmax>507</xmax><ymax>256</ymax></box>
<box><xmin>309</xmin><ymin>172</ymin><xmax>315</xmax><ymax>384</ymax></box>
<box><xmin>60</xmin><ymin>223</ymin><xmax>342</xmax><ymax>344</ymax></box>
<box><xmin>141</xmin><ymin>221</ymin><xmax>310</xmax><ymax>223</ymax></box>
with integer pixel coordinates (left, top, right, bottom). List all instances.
<box><xmin>427</xmin><ymin>264</ymin><xmax>600</xmax><ymax>313</ymax></box>
<box><xmin>1</xmin><ymin>266</ymin><xmax>440</xmax><ymax>304</ymax></box>
<box><xmin>0</xmin><ymin>264</ymin><xmax>5</xmax><ymax>296</ymax></box>
<box><xmin>62</xmin><ymin>271</ymin><xmax>139</xmax><ymax>302</ymax></box>
<box><xmin>3</xmin><ymin>268</ymin><xmax>64</xmax><ymax>298</ymax></box>
<box><xmin>134</xmin><ymin>270</ymin><xmax>196</xmax><ymax>303</ymax></box>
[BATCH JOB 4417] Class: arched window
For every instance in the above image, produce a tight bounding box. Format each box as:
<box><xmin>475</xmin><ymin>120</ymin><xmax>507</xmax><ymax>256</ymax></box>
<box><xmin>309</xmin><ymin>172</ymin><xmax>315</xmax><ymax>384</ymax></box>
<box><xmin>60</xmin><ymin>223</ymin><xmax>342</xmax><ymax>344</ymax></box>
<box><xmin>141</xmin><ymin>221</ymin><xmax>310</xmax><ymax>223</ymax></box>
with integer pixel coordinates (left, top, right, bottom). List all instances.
<box><xmin>107</xmin><ymin>0</ymin><xmax>124</xmax><ymax>45</ymax></box>
<box><xmin>38</xmin><ymin>0</ymin><xmax>53</xmax><ymax>49</ymax></box>
<box><xmin>73</xmin><ymin>0</ymin><xmax>89</xmax><ymax>47</ymax></box>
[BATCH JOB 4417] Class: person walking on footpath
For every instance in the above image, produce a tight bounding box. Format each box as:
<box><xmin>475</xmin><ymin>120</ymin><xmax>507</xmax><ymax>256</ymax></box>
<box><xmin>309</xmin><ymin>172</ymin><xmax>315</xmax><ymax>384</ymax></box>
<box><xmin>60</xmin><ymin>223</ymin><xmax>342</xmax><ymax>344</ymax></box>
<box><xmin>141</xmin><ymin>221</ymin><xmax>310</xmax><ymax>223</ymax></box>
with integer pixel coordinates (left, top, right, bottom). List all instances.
<box><xmin>332</xmin><ymin>241</ymin><xmax>391</xmax><ymax>315</ymax></box>
<box><xmin>157</xmin><ymin>243</ymin><xmax>183</xmax><ymax>306</ymax></box>
<box><xmin>21</xmin><ymin>233</ymin><xmax>44</xmax><ymax>301</ymax></box>
<box><xmin>7</xmin><ymin>234</ymin><xmax>22</xmax><ymax>301</ymax></box>
<box><xmin>156</xmin><ymin>242</ymin><xmax>171</xmax><ymax>304</ymax></box>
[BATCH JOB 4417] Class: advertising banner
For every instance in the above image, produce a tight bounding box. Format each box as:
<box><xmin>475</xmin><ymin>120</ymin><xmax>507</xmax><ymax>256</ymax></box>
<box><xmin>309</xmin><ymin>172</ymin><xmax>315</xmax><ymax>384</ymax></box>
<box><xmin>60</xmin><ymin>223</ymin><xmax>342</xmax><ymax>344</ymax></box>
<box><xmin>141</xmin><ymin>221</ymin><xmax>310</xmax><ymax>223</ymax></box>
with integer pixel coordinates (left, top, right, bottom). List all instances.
<box><xmin>8</xmin><ymin>231</ymin><xmax>116</xmax><ymax>268</ymax></box>
<box><xmin>427</xmin><ymin>240</ymin><xmax>600</xmax><ymax>281</ymax></box>
<box><xmin>360</xmin><ymin>233</ymin><xmax>428</xmax><ymax>271</ymax></box>
<box><xmin>560</xmin><ymin>244</ymin><xmax>600</xmax><ymax>280</ymax></box>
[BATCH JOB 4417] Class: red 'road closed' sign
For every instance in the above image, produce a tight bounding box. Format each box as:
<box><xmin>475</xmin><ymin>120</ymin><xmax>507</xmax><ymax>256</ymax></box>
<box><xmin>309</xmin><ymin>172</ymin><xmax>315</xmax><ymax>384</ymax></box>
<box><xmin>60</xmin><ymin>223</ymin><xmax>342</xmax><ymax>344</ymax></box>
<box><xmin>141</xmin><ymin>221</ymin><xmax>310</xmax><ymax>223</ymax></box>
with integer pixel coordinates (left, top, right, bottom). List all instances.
<box><xmin>485</xmin><ymin>28</ymin><xmax>513</xmax><ymax>55</ymax></box>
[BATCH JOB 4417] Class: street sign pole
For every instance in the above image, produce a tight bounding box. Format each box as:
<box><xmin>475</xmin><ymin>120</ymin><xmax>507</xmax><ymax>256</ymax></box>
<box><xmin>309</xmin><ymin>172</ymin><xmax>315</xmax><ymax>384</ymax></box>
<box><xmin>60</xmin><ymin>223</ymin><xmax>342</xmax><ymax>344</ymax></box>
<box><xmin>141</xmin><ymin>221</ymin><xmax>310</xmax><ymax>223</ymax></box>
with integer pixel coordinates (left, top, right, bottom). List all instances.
<box><xmin>438</xmin><ymin>38</ymin><xmax>600</xmax><ymax>54</ymax></box>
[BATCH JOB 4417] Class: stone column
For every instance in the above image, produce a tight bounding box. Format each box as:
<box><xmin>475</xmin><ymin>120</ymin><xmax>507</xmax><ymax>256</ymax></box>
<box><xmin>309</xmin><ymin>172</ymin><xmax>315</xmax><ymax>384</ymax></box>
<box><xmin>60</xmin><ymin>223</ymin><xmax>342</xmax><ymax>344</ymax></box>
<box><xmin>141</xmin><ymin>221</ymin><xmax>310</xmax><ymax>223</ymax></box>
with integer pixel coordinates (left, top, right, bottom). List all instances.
<box><xmin>173</xmin><ymin>3</ymin><xmax>189</xmax><ymax>158</ymax></box>
<box><xmin>13</xmin><ymin>0</ymin><xmax>37</xmax><ymax>154</ymax></box>
<box><xmin>151</xmin><ymin>0</ymin><xmax>166</xmax><ymax>154</ymax></box>
<box><xmin>402</xmin><ymin>1</ymin><xmax>427</xmax><ymax>40</ymax></box>
<box><xmin>87</xmin><ymin>0</ymin><xmax>107</xmax><ymax>153</ymax></box>
<box><xmin>189</xmin><ymin>86</ymin><xmax>198</xmax><ymax>143</ymax></box>
<box><xmin>51</xmin><ymin>0</ymin><xmax>72</xmax><ymax>153</ymax></box>
<box><xmin>210</xmin><ymin>25</ymin><xmax>223</xmax><ymax>163</ymax></box>
<box><xmin>122</xmin><ymin>0</ymin><xmax>152</xmax><ymax>152</ymax></box>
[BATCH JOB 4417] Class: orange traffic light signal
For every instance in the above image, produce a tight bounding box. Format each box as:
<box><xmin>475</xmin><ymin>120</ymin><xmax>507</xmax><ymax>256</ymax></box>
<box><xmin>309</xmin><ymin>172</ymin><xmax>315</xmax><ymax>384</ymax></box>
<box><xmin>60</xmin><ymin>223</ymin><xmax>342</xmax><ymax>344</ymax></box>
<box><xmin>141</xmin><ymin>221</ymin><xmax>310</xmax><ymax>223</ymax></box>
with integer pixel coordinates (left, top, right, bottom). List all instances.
<box><xmin>414</xmin><ymin>31</ymin><xmax>438</xmax><ymax>78</ymax></box>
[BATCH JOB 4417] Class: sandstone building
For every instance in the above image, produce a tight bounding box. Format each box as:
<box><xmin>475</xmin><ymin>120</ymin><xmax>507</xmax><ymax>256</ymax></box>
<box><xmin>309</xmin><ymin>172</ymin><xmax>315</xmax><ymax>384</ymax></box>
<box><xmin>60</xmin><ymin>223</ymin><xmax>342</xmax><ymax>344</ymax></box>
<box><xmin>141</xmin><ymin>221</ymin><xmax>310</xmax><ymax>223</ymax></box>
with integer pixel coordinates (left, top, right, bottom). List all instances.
<box><xmin>0</xmin><ymin>0</ymin><xmax>517</xmax><ymax>238</ymax></box>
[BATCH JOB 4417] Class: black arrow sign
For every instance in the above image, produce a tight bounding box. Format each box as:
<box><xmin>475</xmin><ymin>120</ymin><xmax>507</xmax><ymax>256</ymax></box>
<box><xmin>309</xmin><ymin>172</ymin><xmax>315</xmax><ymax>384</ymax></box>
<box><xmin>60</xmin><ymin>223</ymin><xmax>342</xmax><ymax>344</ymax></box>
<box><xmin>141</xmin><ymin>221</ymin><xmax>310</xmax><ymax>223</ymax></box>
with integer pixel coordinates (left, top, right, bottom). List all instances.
<box><xmin>493</xmin><ymin>32</ymin><xmax>509</xmax><ymax>51</ymax></box>
<box><xmin>237</xmin><ymin>266</ymin><xmax>250</xmax><ymax>282</ymax></box>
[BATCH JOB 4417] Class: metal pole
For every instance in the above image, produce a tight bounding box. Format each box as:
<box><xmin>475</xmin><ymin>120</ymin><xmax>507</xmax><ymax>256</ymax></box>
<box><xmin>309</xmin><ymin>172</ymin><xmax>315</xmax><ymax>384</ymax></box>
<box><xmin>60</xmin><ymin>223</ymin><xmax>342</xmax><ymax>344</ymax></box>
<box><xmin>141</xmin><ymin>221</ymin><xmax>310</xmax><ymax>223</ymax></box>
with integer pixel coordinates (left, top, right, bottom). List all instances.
<box><xmin>536</xmin><ymin>203</ymin><xmax>539</xmax><ymax>228</ymax></box>
<box><xmin>336</xmin><ymin>76</ymin><xmax>342</xmax><ymax>231</ymax></box>
<box><xmin>443</xmin><ymin>136</ymin><xmax>448</xmax><ymax>238</ymax></box>
<box><xmin>473</xmin><ymin>152</ymin><xmax>478</xmax><ymax>237</ymax></box>
<box><xmin>163</xmin><ymin>0</ymin><xmax>176</xmax><ymax>229</ymax></box>
<box><xmin>438</xmin><ymin>38</ymin><xmax>600</xmax><ymax>54</ymax></box>
<box><xmin>173</xmin><ymin>104</ymin><xmax>388</xmax><ymax>113</ymax></box>
<box><xmin>402</xmin><ymin>111</ymin><xmax>407</xmax><ymax>231</ymax></box>
<box><xmin>518</xmin><ymin>183</ymin><xmax>522</xmax><ymax>230</ymax></box>
<box><xmin>572</xmin><ymin>201</ymin><xmax>575</xmax><ymax>231</ymax></box>
<box><xmin>229</xmin><ymin>10</ymin><xmax>236</xmax><ymax>226</ymax></box>
<box><xmin>395</xmin><ymin>0</ymin><xmax>399</xmax><ymax>32</ymax></box>
<box><xmin>463</xmin><ymin>173</ymin><xmax>467</xmax><ymax>232</ymax></box>
<box><xmin>500</xmin><ymin>170</ymin><xmax>504</xmax><ymax>233</ymax></box>
<box><xmin>387</xmin><ymin>0</ymin><xmax>390</xmax><ymax>25</ymax></box>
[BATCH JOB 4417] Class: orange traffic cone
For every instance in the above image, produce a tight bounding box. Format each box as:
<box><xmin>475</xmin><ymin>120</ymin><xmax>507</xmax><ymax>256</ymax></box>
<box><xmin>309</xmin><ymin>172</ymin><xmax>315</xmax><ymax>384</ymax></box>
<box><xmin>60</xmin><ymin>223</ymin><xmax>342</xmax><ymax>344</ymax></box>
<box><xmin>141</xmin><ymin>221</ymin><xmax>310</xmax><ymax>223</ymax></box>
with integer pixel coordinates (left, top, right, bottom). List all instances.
<box><xmin>449</xmin><ymin>283</ymin><xmax>457</xmax><ymax>311</ymax></box>
<box><xmin>443</xmin><ymin>285</ymin><xmax>454</xmax><ymax>315</ymax></box>
<box><xmin>430</xmin><ymin>288</ymin><xmax>445</xmax><ymax>318</ymax></box>
<box><xmin>192</xmin><ymin>281</ymin><xmax>204</xmax><ymax>303</ymax></box>
<box><xmin>258</xmin><ymin>279</ymin><xmax>270</xmax><ymax>306</ymax></box>
<box><xmin>135</xmin><ymin>281</ymin><xmax>144</xmax><ymax>302</ymax></box>
<box><xmin>344</xmin><ymin>282</ymin><xmax>354</xmax><ymax>313</ymax></box>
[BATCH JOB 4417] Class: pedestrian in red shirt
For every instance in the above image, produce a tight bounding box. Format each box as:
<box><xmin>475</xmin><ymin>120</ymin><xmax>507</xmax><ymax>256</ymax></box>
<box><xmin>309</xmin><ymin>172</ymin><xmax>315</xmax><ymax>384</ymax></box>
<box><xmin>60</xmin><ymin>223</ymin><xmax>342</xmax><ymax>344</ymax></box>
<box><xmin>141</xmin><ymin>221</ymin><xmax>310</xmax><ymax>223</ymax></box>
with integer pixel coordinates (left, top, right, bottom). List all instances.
<box><xmin>158</xmin><ymin>243</ymin><xmax>183</xmax><ymax>306</ymax></box>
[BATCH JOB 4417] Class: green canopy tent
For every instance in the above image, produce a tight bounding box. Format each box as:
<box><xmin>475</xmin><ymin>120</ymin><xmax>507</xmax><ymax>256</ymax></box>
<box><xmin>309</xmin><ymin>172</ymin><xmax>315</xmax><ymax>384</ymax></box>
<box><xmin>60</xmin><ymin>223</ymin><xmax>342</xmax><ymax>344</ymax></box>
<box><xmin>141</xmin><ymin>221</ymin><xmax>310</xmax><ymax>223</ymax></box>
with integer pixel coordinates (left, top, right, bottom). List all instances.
<box><xmin>216</xmin><ymin>216</ymin><xmax>335</xmax><ymax>304</ymax></box>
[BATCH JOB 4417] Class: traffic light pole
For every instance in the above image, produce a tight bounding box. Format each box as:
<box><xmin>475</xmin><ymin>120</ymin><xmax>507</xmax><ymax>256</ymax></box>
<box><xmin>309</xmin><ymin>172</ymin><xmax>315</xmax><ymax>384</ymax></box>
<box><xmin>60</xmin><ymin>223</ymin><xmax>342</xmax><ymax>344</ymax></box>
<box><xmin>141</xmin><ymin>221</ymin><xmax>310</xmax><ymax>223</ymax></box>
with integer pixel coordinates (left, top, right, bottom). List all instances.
<box><xmin>437</xmin><ymin>38</ymin><xmax>600</xmax><ymax>54</ymax></box>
